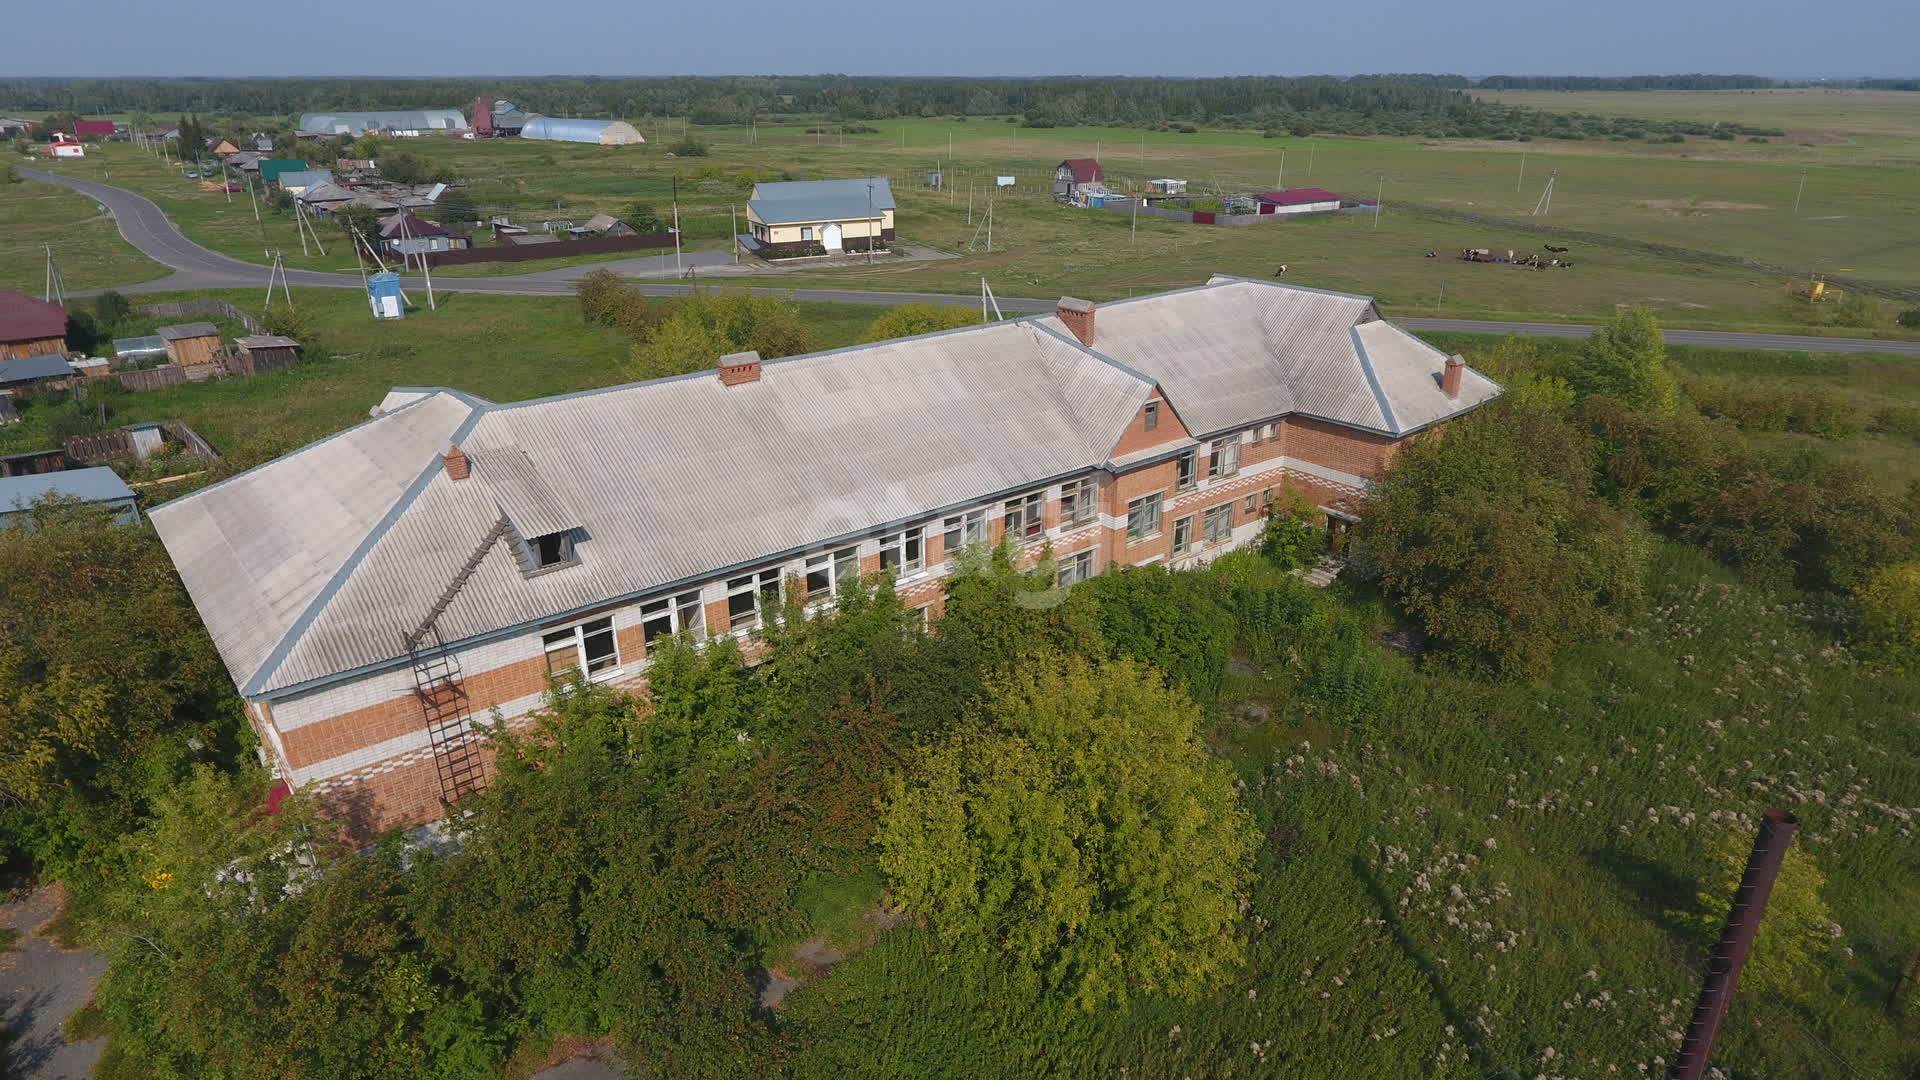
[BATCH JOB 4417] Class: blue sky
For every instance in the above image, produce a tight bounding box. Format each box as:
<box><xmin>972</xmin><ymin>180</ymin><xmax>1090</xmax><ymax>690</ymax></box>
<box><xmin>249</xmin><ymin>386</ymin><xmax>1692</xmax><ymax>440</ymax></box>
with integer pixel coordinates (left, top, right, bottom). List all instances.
<box><xmin>11</xmin><ymin>0</ymin><xmax>1915</xmax><ymax>77</ymax></box>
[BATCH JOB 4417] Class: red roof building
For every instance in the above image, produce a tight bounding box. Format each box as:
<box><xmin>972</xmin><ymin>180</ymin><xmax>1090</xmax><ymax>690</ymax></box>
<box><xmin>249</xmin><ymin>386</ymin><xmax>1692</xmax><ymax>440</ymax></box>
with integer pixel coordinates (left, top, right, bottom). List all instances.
<box><xmin>1057</xmin><ymin>158</ymin><xmax>1104</xmax><ymax>184</ymax></box>
<box><xmin>72</xmin><ymin>119</ymin><xmax>117</xmax><ymax>137</ymax></box>
<box><xmin>0</xmin><ymin>290</ymin><xmax>70</xmax><ymax>360</ymax></box>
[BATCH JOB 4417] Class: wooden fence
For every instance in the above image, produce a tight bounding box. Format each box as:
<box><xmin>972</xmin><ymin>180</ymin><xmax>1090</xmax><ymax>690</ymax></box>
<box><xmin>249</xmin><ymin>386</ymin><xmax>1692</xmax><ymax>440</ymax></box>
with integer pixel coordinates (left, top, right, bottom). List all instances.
<box><xmin>114</xmin><ymin>365</ymin><xmax>186</xmax><ymax>392</ymax></box>
<box><xmin>135</xmin><ymin>300</ymin><xmax>265</xmax><ymax>334</ymax></box>
<box><xmin>63</xmin><ymin>421</ymin><xmax>220</xmax><ymax>465</ymax></box>
<box><xmin>422</xmin><ymin>230</ymin><xmax>680</xmax><ymax>267</ymax></box>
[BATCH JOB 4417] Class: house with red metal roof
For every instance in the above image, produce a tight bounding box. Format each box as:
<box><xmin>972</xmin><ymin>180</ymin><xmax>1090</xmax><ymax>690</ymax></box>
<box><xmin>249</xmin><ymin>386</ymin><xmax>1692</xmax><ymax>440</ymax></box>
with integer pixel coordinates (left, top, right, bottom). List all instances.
<box><xmin>1054</xmin><ymin>158</ymin><xmax>1105</xmax><ymax>200</ymax></box>
<box><xmin>0</xmin><ymin>291</ymin><xmax>70</xmax><ymax>360</ymax></box>
<box><xmin>72</xmin><ymin>119</ymin><xmax>117</xmax><ymax>138</ymax></box>
<box><xmin>1255</xmin><ymin>188</ymin><xmax>1344</xmax><ymax>215</ymax></box>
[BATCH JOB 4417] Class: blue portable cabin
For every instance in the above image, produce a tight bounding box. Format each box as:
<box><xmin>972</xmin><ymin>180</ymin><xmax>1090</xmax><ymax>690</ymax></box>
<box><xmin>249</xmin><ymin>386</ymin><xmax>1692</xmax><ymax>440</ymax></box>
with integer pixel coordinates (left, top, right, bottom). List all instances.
<box><xmin>368</xmin><ymin>272</ymin><xmax>405</xmax><ymax>319</ymax></box>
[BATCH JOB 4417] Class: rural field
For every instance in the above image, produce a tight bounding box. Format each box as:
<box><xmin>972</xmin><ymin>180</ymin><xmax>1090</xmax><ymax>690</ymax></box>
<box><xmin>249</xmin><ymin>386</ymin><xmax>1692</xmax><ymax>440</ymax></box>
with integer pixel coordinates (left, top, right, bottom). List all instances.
<box><xmin>0</xmin><ymin>168</ymin><xmax>167</xmax><ymax>293</ymax></box>
<box><xmin>23</xmin><ymin>89</ymin><xmax>1920</xmax><ymax>335</ymax></box>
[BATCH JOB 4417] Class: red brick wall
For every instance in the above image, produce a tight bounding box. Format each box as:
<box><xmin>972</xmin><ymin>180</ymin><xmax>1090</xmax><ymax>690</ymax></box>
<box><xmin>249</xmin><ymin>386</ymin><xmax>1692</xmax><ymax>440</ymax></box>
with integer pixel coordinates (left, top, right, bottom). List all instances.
<box><xmin>1108</xmin><ymin>390</ymin><xmax>1191</xmax><ymax>459</ymax></box>
<box><xmin>1280</xmin><ymin>416</ymin><xmax>1400</xmax><ymax>479</ymax></box>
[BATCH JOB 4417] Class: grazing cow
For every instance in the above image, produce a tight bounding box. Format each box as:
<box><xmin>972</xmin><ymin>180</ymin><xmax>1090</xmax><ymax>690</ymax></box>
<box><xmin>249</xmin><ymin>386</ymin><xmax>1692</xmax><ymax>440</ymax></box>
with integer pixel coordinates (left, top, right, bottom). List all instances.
<box><xmin>1274</xmin><ymin>264</ymin><xmax>1288</xmax><ymax>275</ymax></box>
<box><xmin>1544</xmin><ymin>244</ymin><xmax>1569</xmax><ymax>253</ymax></box>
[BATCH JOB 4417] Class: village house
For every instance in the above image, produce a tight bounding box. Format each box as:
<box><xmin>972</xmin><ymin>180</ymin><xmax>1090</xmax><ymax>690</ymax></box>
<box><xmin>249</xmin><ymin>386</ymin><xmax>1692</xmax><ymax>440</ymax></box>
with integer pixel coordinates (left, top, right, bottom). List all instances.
<box><xmin>1054</xmin><ymin>158</ymin><xmax>1106</xmax><ymax>200</ymax></box>
<box><xmin>47</xmin><ymin>135</ymin><xmax>84</xmax><ymax>158</ymax></box>
<box><xmin>72</xmin><ymin>120</ymin><xmax>117</xmax><ymax>140</ymax></box>
<box><xmin>743</xmin><ymin>177</ymin><xmax>895</xmax><ymax>257</ymax></box>
<box><xmin>379</xmin><ymin>212</ymin><xmax>470</xmax><ymax>256</ymax></box>
<box><xmin>208</xmin><ymin>137</ymin><xmax>239</xmax><ymax>155</ymax></box>
<box><xmin>0</xmin><ymin>467</ymin><xmax>139</xmax><ymax>529</ymax></box>
<box><xmin>0</xmin><ymin>290</ymin><xmax>69</xmax><ymax>359</ymax></box>
<box><xmin>275</xmin><ymin>168</ymin><xmax>334</xmax><ymax>196</ymax></box>
<box><xmin>156</xmin><ymin>323</ymin><xmax>222</xmax><ymax>366</ymax></box>
<box><xmin>148</xmin><ymin>275</ymin><xmax>1501</xmax><ymax>838</ymax></box>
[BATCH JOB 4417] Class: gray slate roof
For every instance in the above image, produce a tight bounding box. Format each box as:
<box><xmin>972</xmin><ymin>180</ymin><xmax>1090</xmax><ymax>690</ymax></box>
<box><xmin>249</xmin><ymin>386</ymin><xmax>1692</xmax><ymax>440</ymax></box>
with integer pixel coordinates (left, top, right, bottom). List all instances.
<box><xmin>0</xmin><ymin>467</ymin><xmax>135</xmax><ymax>512</ymax></box>
<box><xmin>0</xmin><ymin>354</ymin><xmax>74</xmax><ymax>384</ymax></box>
<box><xmin>748</xmin><ymin>196</ymin><xmax>885</xmax><ymax>226</ymax></box>
<box><xmin>157</xmin><ymin>322</ymin><xmax>219</xmax><ymax>341</ymax></box>
<box><xmin>751</xmin><ymin>178</ymin><xmax>895</xmax><ymax>210</ymax></box>
<box><xmin>151</xmin><ymin>276</ymin><xmax>1499</xmax><ymax>699</ymax></box>
<box><xmin>276</xmin><ymin>169</ymin><xmax>334</xmax><ymax>190</ymax></box>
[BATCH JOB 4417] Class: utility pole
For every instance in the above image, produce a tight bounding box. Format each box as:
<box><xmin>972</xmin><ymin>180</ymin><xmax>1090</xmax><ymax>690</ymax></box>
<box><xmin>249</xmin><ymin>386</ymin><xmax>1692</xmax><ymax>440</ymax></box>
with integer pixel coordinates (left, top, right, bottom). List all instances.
<box><xmin>1130</xmin><ymin>194</ymin><xmax>1138</xmax><ymax>243</ymax></box>
<box><xmin>43</xmin><ymin>245</ymin><xmax>66</xmax><ymax>305</ymax></box>
<box><xmin>731</xmin><ymin>203</ymin><xmax>738</xmax><ymax>263</ymax></box>
<box><xmin>967</xmin><ymin>183</ymin><xmax>974</xmax><ymax>225</ymax></box>
<box><xmin>1793</xmin><ymin>166</ymin><xmax>1808</xmax><ymax>215</ymax></box>
<box><xmin>1374</xmin><ymin>176</ymin><xmax>1384</xmax><ymax>228</ymax></box>
<box><xmin>671</xmin><ymin>175</ymin><xmax>682</xmax><ymax>273</ymax></box>
<box><xmin>1517</xmin><ymin>150</ymin><xmax>1527</xmax><ymax>193</ymax></box>
<box><xmin>866</xmin><ymin>181</ymin><xmax>877</xmax><ymax>264</ymax></box>
<box><xmin>985</xmin><ymin>192</ymin><xmax>993</xmax><ymax>253</ymax></box>
<box><xmin>1278</xmin><ymin>149</ymin><xmax>1285</xmax><ymax>190</ymax></box>
<box><xmin>1308</xmin><ymin>143</ymin><xmax>1315</xmax><ymax>179</ymax></box>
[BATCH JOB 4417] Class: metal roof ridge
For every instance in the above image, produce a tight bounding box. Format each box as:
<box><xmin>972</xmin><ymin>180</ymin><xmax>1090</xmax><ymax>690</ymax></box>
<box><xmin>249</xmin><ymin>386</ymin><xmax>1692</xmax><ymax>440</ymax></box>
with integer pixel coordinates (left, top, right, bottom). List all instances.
<box><xmin>1349</xmin><ymin>325</ymin><xmax>1402</xmax><ymax>435</ymax></box>
<box><xmin>241</xmin><ymin>404</ymin><xmax>491</xmax><ymax>696</ymax></box>
<box><xmin>1206</xmin><ymin>273</ymin><xmax>1380</xmax><ymax>305</ymax></box>
<box><xmin>148</xmin><ymin>390</ymin><xmax>472</xmax><ymax>519</ymax></box>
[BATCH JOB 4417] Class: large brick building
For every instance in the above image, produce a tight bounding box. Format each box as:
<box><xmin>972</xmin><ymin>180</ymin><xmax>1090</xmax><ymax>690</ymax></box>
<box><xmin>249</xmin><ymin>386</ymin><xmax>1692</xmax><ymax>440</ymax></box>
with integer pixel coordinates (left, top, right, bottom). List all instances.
<box><xmin>149</xmin><ymin>276</ymin><xmax>1501</xmax><ymax>836</ymax></box>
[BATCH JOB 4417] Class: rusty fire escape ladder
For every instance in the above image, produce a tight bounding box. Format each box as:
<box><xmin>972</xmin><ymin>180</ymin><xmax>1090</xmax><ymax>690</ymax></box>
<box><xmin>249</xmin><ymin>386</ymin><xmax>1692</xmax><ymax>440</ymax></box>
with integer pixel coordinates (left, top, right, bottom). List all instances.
<box><xmin>404</xmin><ymin>515</ymin><xmax>513</xmax><ymax>804</ymax></box>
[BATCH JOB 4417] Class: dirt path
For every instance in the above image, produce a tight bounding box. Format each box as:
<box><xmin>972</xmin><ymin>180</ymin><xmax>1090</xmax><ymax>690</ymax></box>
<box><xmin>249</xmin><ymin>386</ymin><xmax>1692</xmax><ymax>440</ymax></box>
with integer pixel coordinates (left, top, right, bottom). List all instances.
<box><xmin>0</xmin><ymin>885</ymin><xmax>107</xmax><ymax>1080</ymax></box>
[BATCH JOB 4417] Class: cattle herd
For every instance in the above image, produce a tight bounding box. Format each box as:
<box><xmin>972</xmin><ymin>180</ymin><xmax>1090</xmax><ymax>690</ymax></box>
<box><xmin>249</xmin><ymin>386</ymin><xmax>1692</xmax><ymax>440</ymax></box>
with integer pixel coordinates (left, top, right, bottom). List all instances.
<box><xmin>1457</xmin><ymin>246</ymin><xmax>1575</xmax><ymax>268</ymax></box>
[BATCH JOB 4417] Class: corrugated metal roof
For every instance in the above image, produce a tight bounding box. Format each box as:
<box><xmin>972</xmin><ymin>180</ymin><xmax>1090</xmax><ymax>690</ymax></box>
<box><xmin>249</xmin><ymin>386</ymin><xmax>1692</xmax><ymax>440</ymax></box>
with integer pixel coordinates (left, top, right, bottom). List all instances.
<box><xmin>0</xmin><ymin>289</ymin><xmax>68</xmax><ymax>343</ymax></box>
<box><xmin>276</xmin><ymin>169</ymin><xmax>333</xmax><ymax>190</ymax></box>
<box><xmin>751</xmin><ymin>178</ymin><xmax>895</xmax><ymax>210</ymax></box>
<box><xmin>748</xmin><ymin>196</ymin><xmax>884</xmax><ymax>225</ymax></box>
<box><xmin>148</xmin><ymin>393</ymin><xmax>480</xmax><ymax>691</ymax></box>
<box><xmin>153</xmin><ymin>278</ymin><xmax>1502</xmax><ymax>697</ymax></box>
<box><xmin>113</xmin><ymin>335</ymin><xmax>166</xmax><ymax>355</ymax></box>
<box><xmin>157</xmin><ymin>322</ymin><xmax>219</xmax><ymax>341</ymax></box>
<box><xmin>0</xmin><ymin>467</ymin><xmax>134</xmax><ymax>512</ymax></box>
<box><xmin>519</xmin><ymin>117</ymin><xmax>643</xmax><ymax>143</ymax></box>
<box><xmin>0</xmin><ymin>355</ymin><xmax>74</xmax><ymax>384</ymax></box>
<box><xmin>298</xmin><ymin>110</ymin><xmax>466</xmax><ymax>134</ymax></box>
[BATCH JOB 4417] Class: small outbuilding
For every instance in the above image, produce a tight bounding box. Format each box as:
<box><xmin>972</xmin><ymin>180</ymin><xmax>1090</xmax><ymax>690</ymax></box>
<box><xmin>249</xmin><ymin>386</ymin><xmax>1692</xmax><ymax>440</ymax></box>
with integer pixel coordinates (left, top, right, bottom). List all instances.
<box><xmin>0</xmin><ymin>466</ymin><xmax>139</xmax><ymax>529</ymax></box>
<box><xmin>232</xmin><ymin>335</ymin><xmax>302</xmax><ymax>375</ymax></box>
<box><xmin>49</xmin><ymin>137</ymin><xmax>84</xmax><ymax>158</ymax></box>
<box><xmin>73</xmin><ymin>120</ymin><xmax>117</xmax><ymax>139</ymax></box>
<box><xmin>0</xmin><ymin>290</ymin><xmax>69</xmax><ymax>359</ymax></box>
<box><xmin>519</xmin><ymin>117</ymin><xmax>645</xmax><ymax>146</ymax></box>
<box><xmin>157</xmin><ymin>323</ymin><xmax>222</xmax><ymax>366</ymax></box>
<box><xmin>258</xmin><ymin>158</ymin><xmax>311</xmax><ymax>184</ymax></box>
<box><xmin>0</xmin><ymin>354</ymin><xmax>74</xmax><ymax>397</ymax></box>
<box><xmin>1149</xmin><ymin>178</ymin><xmax>1188</xmax><ymax>195</ymax></box>
<box><xmin>567</xmin><ymin>213</ymin><xmax>636</xmax><ymax>238</ymax></box>
<box><xmin>208</xmin><ymin>138</ymin><xmax>239</xmax><ymax>155</ymax></box>
<box><xmin>275</xmin><ymin>168</ymin><xmax>334</xmax><ymax>195</ymax></box>
<box><xmin>1255</xmin><ymin>188</ymin><xmax>1343</xmax><ymax>215</ymax></box>
<box><xmin>378</xmin><ymin>212</ymin><xmax>470</xmax><ymax>256</ymax></box>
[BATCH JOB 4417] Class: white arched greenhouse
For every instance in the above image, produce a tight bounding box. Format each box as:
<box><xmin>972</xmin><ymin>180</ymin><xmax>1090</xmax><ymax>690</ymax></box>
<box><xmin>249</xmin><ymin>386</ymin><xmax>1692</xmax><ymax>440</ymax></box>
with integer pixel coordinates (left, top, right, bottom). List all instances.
<box><xmin>518</xmin><ymin>117</ymin><xmax>645</xmax><ymax>146</ymax></box>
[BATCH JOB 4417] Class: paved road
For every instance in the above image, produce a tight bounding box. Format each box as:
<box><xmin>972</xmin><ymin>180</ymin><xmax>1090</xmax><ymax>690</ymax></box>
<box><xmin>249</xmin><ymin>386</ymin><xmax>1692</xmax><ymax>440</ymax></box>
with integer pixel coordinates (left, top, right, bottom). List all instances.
<box><xmin>25</xmin><ymin>168</ymin><xmax>1920</xmax><ymax>356</ymax></box>
<box><xmin>0</xmin><ymin>885</ymin><xmax>106</xmax><ymax>1080</ymax></box>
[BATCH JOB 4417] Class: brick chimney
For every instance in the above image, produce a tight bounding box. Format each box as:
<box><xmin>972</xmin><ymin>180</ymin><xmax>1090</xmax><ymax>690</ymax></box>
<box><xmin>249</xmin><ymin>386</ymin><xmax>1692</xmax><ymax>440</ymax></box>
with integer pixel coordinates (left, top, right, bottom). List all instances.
<box><xmin>1056</xmin><ymin>297</ymin><xmax>1096</xmax><ymax>347</ymax></box>
<box><xmin>718</xmin><ymin>350</ymin><xmax>762</xmax><ymax>386</ymax></box>
<box><xmin>443</xmin><ymin>444</ymin><xmax>470</xmax><ymax>480</ymax></box>
<box><xmin>1442</xmin><ymin>354</ymin><xmax>1465</xmax><ymax>399</ymax></box>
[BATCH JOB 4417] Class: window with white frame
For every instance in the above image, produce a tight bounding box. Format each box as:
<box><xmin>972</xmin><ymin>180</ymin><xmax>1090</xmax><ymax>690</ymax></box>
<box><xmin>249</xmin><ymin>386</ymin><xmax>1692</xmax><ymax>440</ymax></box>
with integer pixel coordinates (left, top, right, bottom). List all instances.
<box><xmin>1204</xmin><ymin>503</ymin><xmax>1234</xmax><ymax>544</ymax></box>
<box><xmin>1055</xmin><ymin>548</ymin><xmax>1095</xmax><ymax>588</ymax></box>
<box><xmin>1175</xmin><ymin>449</ymin><xmax>1197</xmax><ymax>492</ymax></box>
<box><xmin>1207</xmin><ymin>437</ymin><xmax>1240</xmax><ymax>480</ymax></box>
<box><xmin>1143</xmin><ymin>401</ymin><xmax>1160</xmax><ymax>432</ymax></box>
<box><xmin>727</xmin><ymin>568</ymin><xmax>782</xmax><ymax>631</ymax></box>
<box><xmin>805</xmin><ymin>546</ymin><xmax>860</xmax><ymax>602</ymax></box>
<box><xmin>1262</xmin><ymin>487</ymin><xmax>1276</xmax><ymax>510</ymax></box>
<box><xmin>943</xmin><ymin>509</ymin><xmax>986</xmax><ymax>557</ymax></box>
<box><xmin>801</xmin><ymin>226</ymin><xmax>815</xmax><ymax>241</ymax></box>
<box><xmin>1003</xmin><ymin>491</ymin><xmax>1045</xmax><ymax>541</ymax></box>
<box><xmin>1059</xmin><ymin>476</ymin><xmax>1097</xmax><ymax>527</ymax></box>
<box><xmin>1244</xmin><ymin>494</ymin><xmax>1257</xmax><ymax>514</ymax></box>
<box><xmin>641</xmin><ymin>589</ymin><xmax>705</xmax><ymax>650</ymax></box>
<box><xmin>879</xmin><ymin>527</ymin><xmax>925</xmax><ymax>576</ymax></box>
<box><xmin>543</xmin><ymin>616</ymin><xmax>618</xmax><ymax>678</ymax></box>
<box><xmin>1126</xmin><ymin>493</ymin><xmax>1162</xmax><ymax>541</ymax></box>
<box><xmin>1171</xmin><ymin>514</ymin><xmax>1194</xmax><ymax>555</ymax></box>
<box><xmin>912</xmin><ymin>602</ymin><xmax>933</xmax><ymax>632</ymax></box>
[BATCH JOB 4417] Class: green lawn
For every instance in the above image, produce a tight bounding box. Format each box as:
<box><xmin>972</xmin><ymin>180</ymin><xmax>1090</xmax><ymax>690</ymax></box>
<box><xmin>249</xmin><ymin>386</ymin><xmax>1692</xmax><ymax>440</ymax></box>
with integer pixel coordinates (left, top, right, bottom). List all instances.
<box><xmin>0</xmin><ymin>287</ymin><xmax>881</xmax><ymax>469</ymax></box>
<box><xmin>0</xmin><ymin>171</ymin><xmax>168</xmax><ymax>293</ymax></box>
<box><xmin>41</xmin><ymin>113</ymin><xmax>1920</xmax><ymax>335</ymax></box>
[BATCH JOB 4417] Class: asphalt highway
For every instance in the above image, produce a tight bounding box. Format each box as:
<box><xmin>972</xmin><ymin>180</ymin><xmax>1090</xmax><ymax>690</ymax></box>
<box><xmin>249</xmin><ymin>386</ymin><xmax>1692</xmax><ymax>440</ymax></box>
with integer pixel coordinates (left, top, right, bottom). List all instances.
<box><xmin>23</xmin><ymin>167</ymin><xmax>1920</xmax><ymax>356</ymax></box>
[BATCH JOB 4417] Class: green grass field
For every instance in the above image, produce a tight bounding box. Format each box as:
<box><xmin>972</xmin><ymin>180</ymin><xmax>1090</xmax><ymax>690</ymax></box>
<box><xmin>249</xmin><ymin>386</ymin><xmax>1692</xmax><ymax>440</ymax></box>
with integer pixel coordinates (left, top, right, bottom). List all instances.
<box><xmin>0</xmin><ymin>287</ymin><xmax>879</xmax><ymax>467</ymax></box>
<box><xmin>1477</xmin><ymin>87</ymin><xmax>1920</xmax><ymax>142</ymax></box>
<box><xmin>23</xmin><ymin>93</ymin><xmax>1920</xmax><ymax>335</ymax></box>
<box><xmin>0</xmin><ymin>172</ymin><xmax>168</xmax><ymax>293</ymax></box>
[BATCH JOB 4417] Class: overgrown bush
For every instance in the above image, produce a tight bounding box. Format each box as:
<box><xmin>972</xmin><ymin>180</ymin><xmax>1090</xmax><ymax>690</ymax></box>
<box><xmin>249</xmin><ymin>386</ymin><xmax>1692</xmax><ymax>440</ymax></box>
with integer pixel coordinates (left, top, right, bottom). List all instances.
<box><xmin>1683</xmin><ymin>376</ymin><xmax>1862</xmax><ymax>438</ymax></box>
<box><xmin>1857</xmin><ymin>561</ymin><xmax>1920</xmax><ymax>667</ymax></box>
<box><xmin>667</xmin><ymin>137</ymin><xmax>709</xmax><ymax>157</ymax></box>
<box><xmin>1257</xmin><ymin>487</ymin><xmax>1325</xmax><ymax>570</ymax></box>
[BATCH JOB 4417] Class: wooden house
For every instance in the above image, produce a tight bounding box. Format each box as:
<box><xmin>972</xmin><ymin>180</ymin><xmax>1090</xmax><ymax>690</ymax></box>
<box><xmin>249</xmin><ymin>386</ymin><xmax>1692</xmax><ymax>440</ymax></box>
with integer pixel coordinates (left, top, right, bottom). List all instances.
<box><xmin>0</xmin><ymin>290</ymin><xmax>68</xmax><ymax>360</ymax></box>
<box><xmin>157</xmin><ymin>323</ymin><xmax>222</xmax><ymax>366</ymax></box>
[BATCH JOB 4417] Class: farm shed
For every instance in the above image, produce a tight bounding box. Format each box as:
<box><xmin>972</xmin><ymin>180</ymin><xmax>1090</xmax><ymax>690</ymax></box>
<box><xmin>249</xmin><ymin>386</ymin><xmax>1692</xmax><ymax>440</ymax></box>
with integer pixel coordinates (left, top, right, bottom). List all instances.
<box><xmin>48</xmin><ymin>138</ymin><xmax>84</xmax><ymax>158</ymax></box>
<box><xmin>0</xmin><ymin>354</ymin><xmax>74</xmax><ymax>397</ymax></box>
<box><xmin>113</xmin><ymin>335</ymin><xmax>168</xmax><ymax>359</ymax></box>
<box><xmin>519</xmin><ymin>117</ymin><xmax>644</xmax><ymax>145</ymax></box>
<box><xmin>1149</xmin><ymin>178</ymin><xmax>1188</xmax><ymax>194</ymax></box>
<box><xmin>298</xmin><ymin>110</ymin><xmax>467</xmax><ymax>135</ymax></box>
<box><xmin>294</xmin><ymin>183</ymin><xmax>357</xmax><ymax>217</ymax></box>
<box><xmin>72</xmin><ymin>120</ymin><xmax>117</xmax><ymax>138</ymax></box>
<box><xmin>233</xmin><ymin>336</ymin><xmax>302</xmax><ymax>375</ymax></box>
<box><xmin>567</xmin><ymin>213</ymin><xmax>635</xmax><ymax>238</ymax></box>
<box><xmin>208</xmin><ymin>138</ymin><xmax>238</xmax><ymax>155</ymax></box>
<box><xmin>158</xmin><ymin>323</ymin><xmax>222</xmax><ymax>366</ymax></box>
<box><xmin>0</xmin><ymin>290</ymin><xmax>69</xmax><ymax>359</ymax></box>
<box><xmin>1255</xmin><ymin>188</ymin><xmax>1343</xmax><ymax>215</ymax></box>
<box><xmin>0</xmin><ymin>467</ymin><xmax>139</xmax><ymax>529</ymax></box>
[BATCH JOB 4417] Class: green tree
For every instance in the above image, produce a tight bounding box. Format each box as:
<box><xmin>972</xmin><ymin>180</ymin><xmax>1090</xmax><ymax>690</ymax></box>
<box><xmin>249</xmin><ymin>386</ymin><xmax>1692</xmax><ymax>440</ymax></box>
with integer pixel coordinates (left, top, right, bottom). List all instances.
<box><xmin>1257</xmin><ymin>486</ymin><xmax>1325</xmax><ymax>570</ymax></box>
<box><xmin>0</xmin><ymin>501</ymin><xmax>236</xmax><ymax>873</ymax></box>
<box><xmin>877</xmin><ymin>652</ymin><xmax>1255</xmax><ymax>1010</ymax></box>
<box><xmin>1563</xmin><ymin>306</ymin><xmax>1678</xmax><ymax>412</ymax></box>
<box><xmin>432</xmin><ymin>187</ymin><xmax>476</xmax><ymax>224</ymax></box>
<box><xmin>626</xmin><ymin>202</ymin><xmax>661</xmax><ymax>232</ymax></box>
<box><xmin>1357</xmin><ymin>399</ymin><xmax>1650</xmax><ymax>678</ymax></box>
<box><xmin>1673</xmin><ymin>825</ymin><xmax>1841</xmax><ymax>1000</ymax></box>
<box><xmin>626</xmin><ymin>289</ymin><xmax>813</xmax><ymax>381</ymax></box>
<box><xmin>336</xmin><ymin>204</ymin><xmax>384</xmax><ymax>251</ymax></box>
<box><xmin>857</xmin><ymin>303</ymin><xmax>983</xmax><ymax>344</ymax></box>
<box><xmin>1858</xmin><ymin>561</ymin><xmax>1920</xmax><ymax>668</ymax></box>
<box><xmin>92</xmin><ymin>289</ymin><xmax>133</xmax><ymax>330</ymax></box>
